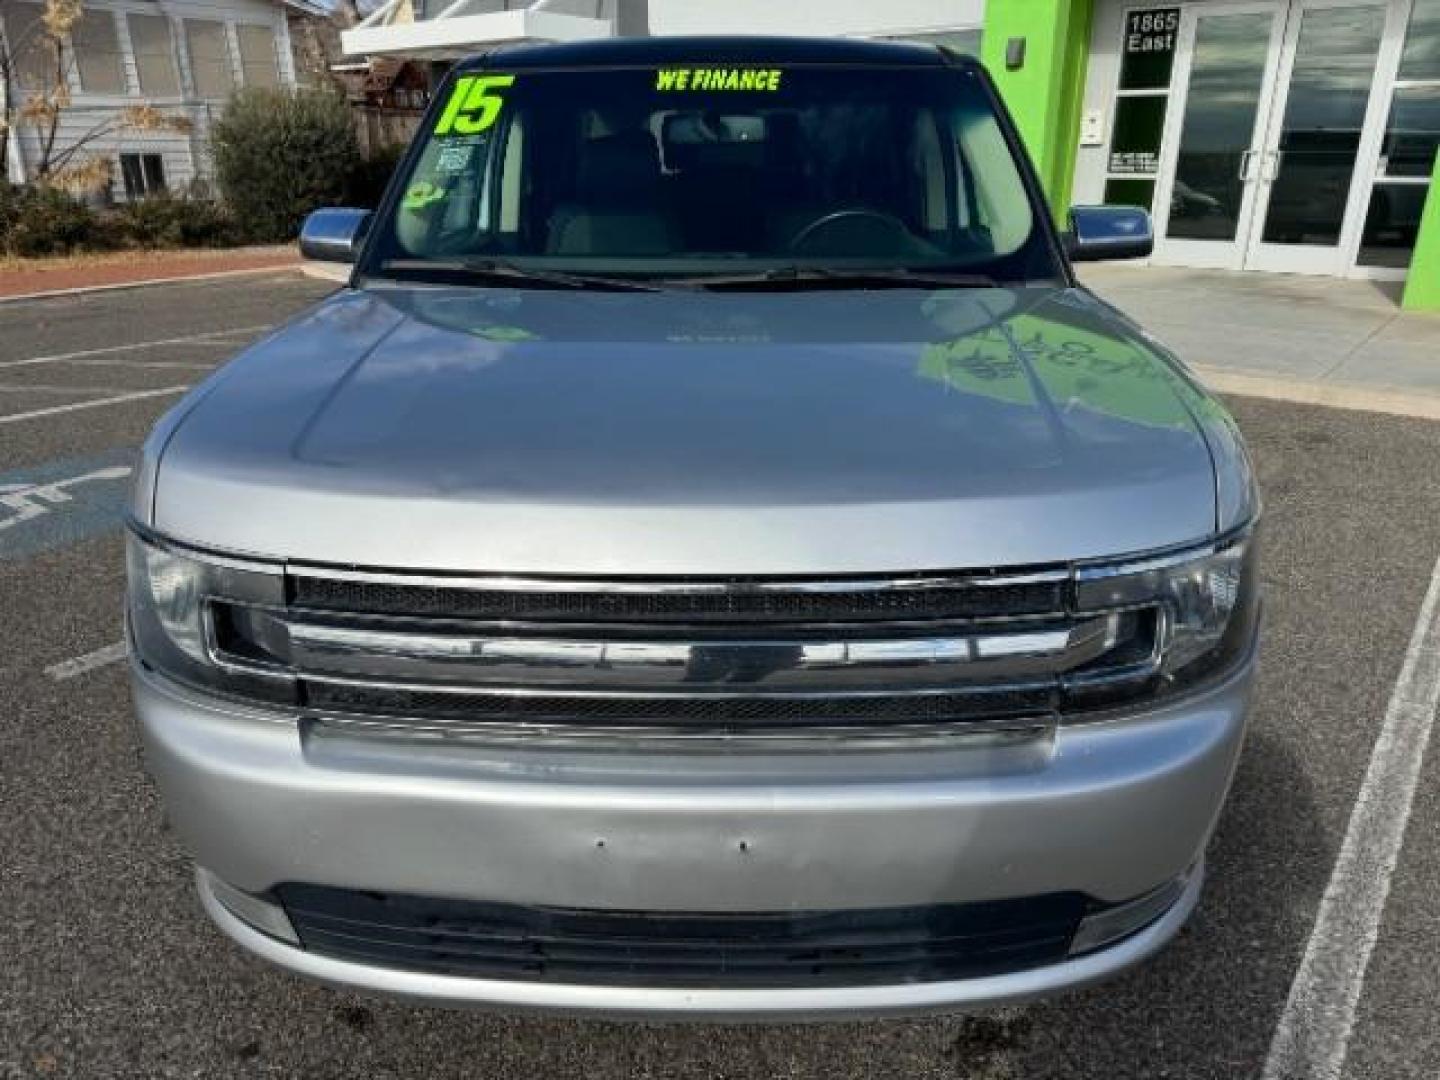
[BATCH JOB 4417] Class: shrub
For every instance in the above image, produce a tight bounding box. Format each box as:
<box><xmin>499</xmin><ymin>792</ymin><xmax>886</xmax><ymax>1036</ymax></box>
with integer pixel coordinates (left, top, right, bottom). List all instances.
<box><xmin>345</xmin><ymin>141</ymin><xmax>407</xmax><ymax>209</ymax></box>
<box><xmin>2</xmin><ymin>184</ymin><xmax>96</xmax><ymax>257</ymax></box>
<box><xmin>111</xmin><ymin>196</ymin><xmax>239</xmax><ymax>248</ymax></box>
<box><xmin>0</xmin><ymin>183</ymin><xmax>247</xmax><ymax>257</ymax></box>
<box><xmin>211</xmin><ymin>86</ymin><xmax>361</xmax><ymax>243</ymax></box>
<box><xmin>0</xmin><ymin>180</ymin><xmax>21</xmax><ymax>241</ymax></box>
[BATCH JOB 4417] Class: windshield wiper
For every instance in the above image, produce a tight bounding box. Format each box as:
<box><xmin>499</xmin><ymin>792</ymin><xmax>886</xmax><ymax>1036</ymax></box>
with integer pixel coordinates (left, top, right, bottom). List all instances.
<box><xmin>378</xmin><ymin>258</ymin><xmax>665</xmax><ymax>292</ymax></box>
<box><xmin>667</xmin><ymin>266</ymin><xmax>1001</xmax><ymax>291</ymax></box>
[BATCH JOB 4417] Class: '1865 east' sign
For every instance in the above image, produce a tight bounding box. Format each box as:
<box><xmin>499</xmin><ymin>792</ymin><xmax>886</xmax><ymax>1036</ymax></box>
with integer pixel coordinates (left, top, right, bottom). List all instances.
<box><xmin>1125</xmin><ymin>8</ymin><xmax>1179</xmax><ymax>58</ymax></box>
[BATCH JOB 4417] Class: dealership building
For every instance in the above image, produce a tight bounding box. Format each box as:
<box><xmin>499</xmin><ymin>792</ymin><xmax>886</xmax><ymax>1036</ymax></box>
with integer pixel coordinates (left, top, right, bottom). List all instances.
<box><xmin>344</xmin><ymin>0</ymin><xmax>1440</xmax><ymax>309</ymax></box>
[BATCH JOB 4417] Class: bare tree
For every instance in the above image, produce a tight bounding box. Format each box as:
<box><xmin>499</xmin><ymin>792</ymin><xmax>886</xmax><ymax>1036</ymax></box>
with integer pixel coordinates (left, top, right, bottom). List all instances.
<box><xmin>1</xmin><ymin>0</ymin><xmax>191</xmax><ymax>193</ymax></box>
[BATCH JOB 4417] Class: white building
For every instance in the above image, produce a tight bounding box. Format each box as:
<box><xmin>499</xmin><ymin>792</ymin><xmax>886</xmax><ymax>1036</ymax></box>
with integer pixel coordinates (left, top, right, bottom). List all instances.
<box><xmin>1</xmin><ymin>0</ymin><xmax>313</xmax><ymax>198</ymax></box>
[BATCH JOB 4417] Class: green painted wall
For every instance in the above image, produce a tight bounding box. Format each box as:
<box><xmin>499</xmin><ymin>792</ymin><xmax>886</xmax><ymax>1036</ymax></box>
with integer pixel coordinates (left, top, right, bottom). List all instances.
<box><xmin>1402</xmin><ymin>151</ymin><xmax>1440</xmax><ymax>311</ymax></box>
<box><xmin>982</xmin><ymin>0</ymin><xmax>1095</xmax><ymax>221</ymax></box>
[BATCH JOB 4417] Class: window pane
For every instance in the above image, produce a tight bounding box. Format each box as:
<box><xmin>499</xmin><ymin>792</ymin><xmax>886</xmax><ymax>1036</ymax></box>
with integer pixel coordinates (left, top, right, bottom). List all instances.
<box><xmin>128</xmin><ymin>14</ymin><xmax>179</xmax><ymax>97</ymax></box>
<box><xmin>236</xmin><ymin>24</ymin><xmax>279</xmax><ymax>88</ymax></box>
<box><xmin>1120</xmin><ymin>7</ymin><xmax>1181</xmax><ymax>91</ymax></box>
<box><xmin>1104</xmin><ymin>177</ymin><xmax>1156</xmax><ymax>211</ymax></box>
<box><xmin>73</xmin><ymin>10</ymin><xmax>126</xmax><ymax>94</ymax></box>
<box><xmin>1166</xmin><ymin>12</ymin><xmax>1271</xmax><ymax>241</ymax></box>
<box><xmin>1108</xmin><ymin>95</ymin><xmax>1168</xmax><ymax>174</ymax></box>
<box><xmin>1381</xmin><ymin>85</ymin><xmax>1440</xmax><ymax>179</ymax></box>
<box><xmin>1260</xmin><ymin>5</ymin><xmax>1384</xmax><ymax>246</ymax></box>
<box><xmin>120</xmin><ymin>154</ymin><xmax>144</xmax><ymax>199</ymax></box>
<box><xmin>7</xmin><ymin>2</ymin><xmax>59</xmax><ymax>92</ymax></box>
<box><xmin>185</xmin><ymin>19</ymin><xmax>234</xmax><ymax>98</ymax></box>
<box><xmin>143</xmin><ymin>154</ymin><xmax>168</xmax><ymax>193</ymax></box>
<box><xmin>1358</xmin><ymin>181</ymin><xmax>1429</xmax><ymax>266</ymax></box>
<box><xmin>1400</xmin><ymin>0</ymin><xmax>1440</xmax><ymax>81</ymax></box>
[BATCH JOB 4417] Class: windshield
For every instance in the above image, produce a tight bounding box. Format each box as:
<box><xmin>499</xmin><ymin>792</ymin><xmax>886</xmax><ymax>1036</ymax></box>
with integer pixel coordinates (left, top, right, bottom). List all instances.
<box><xmin>364</xmin><ymin>62</ymin><xmax>1058</xmax><ymax>284</ymax></box>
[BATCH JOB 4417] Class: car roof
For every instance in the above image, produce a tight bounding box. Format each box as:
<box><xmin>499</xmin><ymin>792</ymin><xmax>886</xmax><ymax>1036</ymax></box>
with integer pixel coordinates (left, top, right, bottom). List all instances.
<box><xmin>456</xmin><ymin>35</ymin><xmax>972</xmax><ymax>72</ymax></box>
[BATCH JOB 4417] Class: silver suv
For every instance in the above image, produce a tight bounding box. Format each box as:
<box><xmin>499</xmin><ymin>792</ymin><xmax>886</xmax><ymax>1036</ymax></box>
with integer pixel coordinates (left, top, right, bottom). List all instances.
<box><xmin>127</xmin><ymin>37</ymin><xmax>1259</xmax><ymax>1019</ymax></box>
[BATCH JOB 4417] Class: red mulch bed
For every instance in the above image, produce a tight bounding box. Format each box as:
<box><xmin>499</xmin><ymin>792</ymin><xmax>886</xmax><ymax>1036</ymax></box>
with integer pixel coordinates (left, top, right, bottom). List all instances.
<box><xmin>0</xmin><ymin>246</ymin><xmax>300</xmax><ymax>299</ymax></box>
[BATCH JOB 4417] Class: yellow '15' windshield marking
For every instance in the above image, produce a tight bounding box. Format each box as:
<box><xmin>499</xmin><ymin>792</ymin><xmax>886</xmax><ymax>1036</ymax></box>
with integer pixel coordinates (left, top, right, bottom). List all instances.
<box><xmin>655</xmin><ymin>68</ymin><xmax>783</xmax><ymax>91</ymax></box>
<box><xmin>434</xmin><ymin>74</ymin><xmax>516</xmax><ymax>135</ymax></box>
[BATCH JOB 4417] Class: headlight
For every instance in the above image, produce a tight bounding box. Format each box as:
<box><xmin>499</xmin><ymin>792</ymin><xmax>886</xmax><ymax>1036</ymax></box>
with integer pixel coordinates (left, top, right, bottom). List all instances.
<box><xmin>1073</xmin><ymin>527</ymin><xmax>1259</xmax><ymax>702</ymax></box>
<box><xmin>126</xmin><ymin>526</ymin><xmax>296</xmax><ymax>705</ymax></box>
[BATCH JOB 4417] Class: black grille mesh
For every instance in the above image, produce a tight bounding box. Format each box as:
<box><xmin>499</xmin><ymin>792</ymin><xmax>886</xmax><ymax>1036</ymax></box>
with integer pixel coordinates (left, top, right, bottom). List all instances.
<box><xmin>276</xmin><ymin>884</ymin><xmax>1087</xmax><ymax>988</ymax></box>
<box><xmin>290</xmin><ymin>575</ymin><xmax>1066</xmax><ymax>624</ymax></box>
<box><xmin>303</xmin><ymin>683</ymin><xmax>1055</xmax><ymax>727</ymax></box>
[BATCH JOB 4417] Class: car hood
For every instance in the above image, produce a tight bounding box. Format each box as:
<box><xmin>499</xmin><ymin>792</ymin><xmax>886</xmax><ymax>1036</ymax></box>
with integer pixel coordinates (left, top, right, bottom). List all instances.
<box><xmin>143</xmin><ymin>283</ymin><xmax>1226</xmax><ymax>575</ymax></box>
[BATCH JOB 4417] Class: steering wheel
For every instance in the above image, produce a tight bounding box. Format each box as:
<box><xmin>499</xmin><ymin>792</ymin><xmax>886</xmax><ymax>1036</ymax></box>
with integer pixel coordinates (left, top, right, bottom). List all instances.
<box><xmin>788</xmin><ymin>209</ymin><xmax>912</xmax><ymax>254</ymax></box>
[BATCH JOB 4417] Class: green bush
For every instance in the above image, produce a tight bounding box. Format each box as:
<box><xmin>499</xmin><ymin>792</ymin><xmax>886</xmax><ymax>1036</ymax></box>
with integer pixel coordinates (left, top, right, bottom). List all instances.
<box><xmin>345</xmin><ymin>142</ymin><xmax>407</xmax><ymax>209</ymax></box>
<box><xmin>2</xmin><ymin>184</ymin><xmax>97</xmax><ymax>257</ymax></box>
<box><xmin>0</xmin><ymin>180</ymin><xmax>21</xmax><ymax>243</ymax></box>
<box><xmin>0</xmin><ymin>179</ymin><xmax>247</xmax><ymax>256</ymax></box>
<box><xmin>111</xmin><ymin>196</ymin><xmax>239</xmax><ymax>248</ymax></box>
<box><xmin>211</xmin><ymin>86</ymin><xmax>360</xmax><ymax>243</ymax></box>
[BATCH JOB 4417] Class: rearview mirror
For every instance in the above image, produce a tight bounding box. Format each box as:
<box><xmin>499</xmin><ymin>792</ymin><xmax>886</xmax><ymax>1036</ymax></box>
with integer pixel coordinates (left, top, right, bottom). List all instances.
<box><xmin>1066</xmin><ymin>205</ymin><xmax>1153</xmax><ymax>262</ymax></box>
<box><xmin>299</xmin><ymin>208</ymin><xmax>372</xmax><ymax>264</ymax></box>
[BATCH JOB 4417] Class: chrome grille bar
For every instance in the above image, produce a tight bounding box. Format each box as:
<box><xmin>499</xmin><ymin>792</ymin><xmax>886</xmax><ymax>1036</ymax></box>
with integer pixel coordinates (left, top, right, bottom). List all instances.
<box><xmin>244</xmin><ymin>613</ymin><xmax>1121</xmax><ymax>692</ymax></box>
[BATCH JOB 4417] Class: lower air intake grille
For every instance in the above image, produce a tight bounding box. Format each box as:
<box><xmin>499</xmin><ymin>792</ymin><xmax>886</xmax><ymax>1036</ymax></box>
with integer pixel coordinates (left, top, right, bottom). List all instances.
<box><xmin>303</xmin><ymin>683</ymin><xmax>1055</xmax><ymax>728</ymax></box>
<box><xmin>276</xmin><ymin>885</ymin><xmax>1088</xmax><ymax>988</ymax></box>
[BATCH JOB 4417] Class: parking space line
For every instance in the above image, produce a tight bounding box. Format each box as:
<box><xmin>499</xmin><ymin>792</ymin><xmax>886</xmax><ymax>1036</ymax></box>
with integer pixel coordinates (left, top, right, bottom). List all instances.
<box><xmin>68</xmin><ymin>360</ymin><xmax>221</xmax><ymax>371</ymax></box>
<box><xmin>0</xmin><ymin>325</ymin><xmax>270</xmax><ymax>370</ymax></box>
<box><xmin>45</xmin><ymin>641</ymin><xmax>127</xmax><ymax>681</ymax></box>
<box><xmin>0</xmin><ymin>383</ymin><xmax>152</xmax><ymax>394</ymax></box>
<box><xmin>1262</xmin><ymin>550</ymin><xmax>1440</xmax><ymax>1080</ymax></box>
<box><xmin>0</xmin><ymin>386</ymin><xmax>188</xmax><ymax>425</ymax></box>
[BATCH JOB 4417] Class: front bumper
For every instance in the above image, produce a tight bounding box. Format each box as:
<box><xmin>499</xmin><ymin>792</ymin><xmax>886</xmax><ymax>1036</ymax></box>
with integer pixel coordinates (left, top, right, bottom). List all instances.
<box><xmin>133</xmin><ymin>653</ymin><xmax>1254</xmax><ymax>1018</ymax></box>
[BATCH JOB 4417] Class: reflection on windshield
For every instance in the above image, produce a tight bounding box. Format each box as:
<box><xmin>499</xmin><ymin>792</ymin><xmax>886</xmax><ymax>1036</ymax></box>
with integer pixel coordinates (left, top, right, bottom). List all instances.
<box><xmin>368</xmin><ymin>63</ymin><xmax>1054</xmax><ymax>284</ymax></box>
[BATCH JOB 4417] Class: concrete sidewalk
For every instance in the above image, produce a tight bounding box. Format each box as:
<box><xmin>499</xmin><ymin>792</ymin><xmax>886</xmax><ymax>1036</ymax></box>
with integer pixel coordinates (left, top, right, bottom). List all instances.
<box><xmin>1081</xmin><ymin>264</ymin><xmax>1440</xmax><ymax>398</ymax></box>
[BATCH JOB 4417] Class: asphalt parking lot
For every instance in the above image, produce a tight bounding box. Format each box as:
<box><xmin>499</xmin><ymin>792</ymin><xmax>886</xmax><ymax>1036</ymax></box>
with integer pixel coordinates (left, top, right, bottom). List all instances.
<box><xmin>3</xmin><ymin>274</ymin><xmax>1440</xmax><ymax>1079</ymax></box>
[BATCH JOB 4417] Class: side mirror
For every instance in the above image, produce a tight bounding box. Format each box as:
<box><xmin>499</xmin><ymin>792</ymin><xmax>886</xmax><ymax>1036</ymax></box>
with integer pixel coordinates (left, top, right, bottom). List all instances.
<box><xmin>1066</xmin><ymin>205</ymin><xmax>1153</xmax><ymax>262</ymax></box>
<box><xmin>299</xmin><ymin>208</ymin><xmax>372</xmax><ymax>264</ymax></box>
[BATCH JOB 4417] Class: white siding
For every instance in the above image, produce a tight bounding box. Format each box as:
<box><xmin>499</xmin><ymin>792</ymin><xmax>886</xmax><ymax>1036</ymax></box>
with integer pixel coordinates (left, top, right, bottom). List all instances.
<box><xmin>3</xmin><ymin>0</ymin><xmax>299</xmax><ymax>195</ymax></box>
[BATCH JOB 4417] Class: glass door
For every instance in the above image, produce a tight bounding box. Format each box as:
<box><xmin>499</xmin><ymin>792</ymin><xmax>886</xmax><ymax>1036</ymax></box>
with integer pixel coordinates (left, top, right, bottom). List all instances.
<box><xmin>1153</xmin><ymin>2</ymin><xmax>1288</xmax><ymax>269</ymax></box>
<box><xmin>1245</xmin><ymin>0</ymin><xmax>1391</xmax><ymax>273</ymax></box>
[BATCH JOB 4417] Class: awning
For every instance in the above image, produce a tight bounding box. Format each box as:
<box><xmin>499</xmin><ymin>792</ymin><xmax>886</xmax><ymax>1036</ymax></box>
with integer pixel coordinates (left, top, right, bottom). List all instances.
<box><xmin>340</xmin><ymin>0</ymin><xmax>614</xmax><ymax>59</ymax></box>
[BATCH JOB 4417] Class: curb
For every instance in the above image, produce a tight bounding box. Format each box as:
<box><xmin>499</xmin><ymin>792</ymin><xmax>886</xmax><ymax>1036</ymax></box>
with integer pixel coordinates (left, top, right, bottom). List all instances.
<box><xmin>0</xmin><ymin>262</ymin><xmax>304</xmax><ymax>304</ymax></box>
<box><xmin>299</xmin><ymin>260</ymin><xmax>350</xmax><ymax>284</ymax></box>
<box><xmin>1196</xmin><ymin>366</ymin><xmax>1440</xmax><ymax>422</ymax></box>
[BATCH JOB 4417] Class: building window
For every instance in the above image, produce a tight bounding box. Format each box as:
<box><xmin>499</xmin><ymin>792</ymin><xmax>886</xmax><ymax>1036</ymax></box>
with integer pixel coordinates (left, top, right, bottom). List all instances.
<box><xmin>235</xmin><ymin>24</ymin><xmax>280</xmax><ymax>87</ymax></box>
<box><xmin>1102</xmin><ymin>7</ymin><xmax>1181</xmax><ymax>212</ymax></box>
<box><xmin>119</xmin><ymin>153</ymin><xmax>167</xmax><ymax>199</ymax></box>
<box><xmin>1358</xmin><ymin>0</ymin><xmax>1440</xmax><ymax>267</ymax></box>
<box><xmin>128</xmin><ymin>13</ymin><xmax>180</xmax><ymax>97</ymax></box>
<box><xmin>185</xmin><ymin>19</ymin><xmax>235</xmax><ymax>98</ymax></box>
<box><xmin>1401</xmin><ymin>0</ymin><xmax>1440</xmax><ymax>80</ymax></box>
<box><xmin>71</xmin><ymin>10</ymin><xmax>126</xmax><ymax>94</ymax></box>
<box><xmin>6</xmin><ymin>1</ymin><xmax>62</xmax><ymax>93</ymax></box>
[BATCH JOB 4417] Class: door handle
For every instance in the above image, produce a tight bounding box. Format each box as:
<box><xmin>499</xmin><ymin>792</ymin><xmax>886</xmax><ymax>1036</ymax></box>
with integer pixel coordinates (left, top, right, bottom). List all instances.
<box><xmin>1261</xmin><ymin>149</ymin><xmax>1283</xmax><ymax>182</ymax></box>
<box><xmin>1239</xmin><ymin>149</ymin><xmax>1258</xmax><ymax>181</ymax></box>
